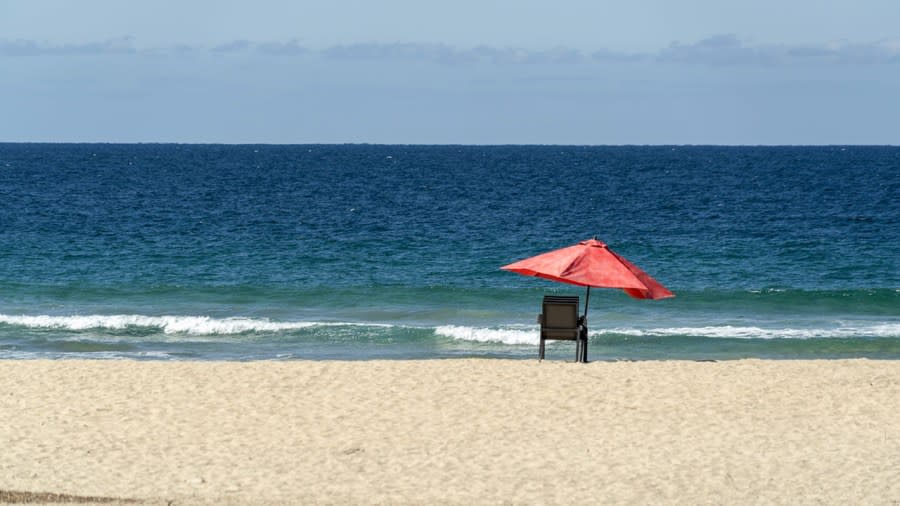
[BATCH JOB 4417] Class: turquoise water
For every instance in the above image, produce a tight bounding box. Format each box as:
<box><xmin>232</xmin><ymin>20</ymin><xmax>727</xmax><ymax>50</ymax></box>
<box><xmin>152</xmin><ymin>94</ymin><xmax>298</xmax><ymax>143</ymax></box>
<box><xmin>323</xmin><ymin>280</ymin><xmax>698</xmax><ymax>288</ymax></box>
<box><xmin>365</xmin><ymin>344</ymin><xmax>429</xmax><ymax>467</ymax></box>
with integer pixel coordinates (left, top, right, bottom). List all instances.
<box><xmin>0</xmin><ymin>144</ymin><xmax>897</xmax><ymax>360</ymax></box>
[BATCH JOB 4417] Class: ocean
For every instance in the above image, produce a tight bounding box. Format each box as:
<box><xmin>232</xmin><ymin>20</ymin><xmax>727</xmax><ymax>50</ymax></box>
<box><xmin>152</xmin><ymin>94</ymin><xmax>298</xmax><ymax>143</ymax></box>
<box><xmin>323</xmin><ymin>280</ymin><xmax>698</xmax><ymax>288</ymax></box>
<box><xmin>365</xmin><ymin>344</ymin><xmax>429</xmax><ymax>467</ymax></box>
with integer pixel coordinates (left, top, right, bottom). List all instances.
<box><xmin>1</xmin><ymin>143</ymin><xmax>897</xmax><ymax>361</ymax></box>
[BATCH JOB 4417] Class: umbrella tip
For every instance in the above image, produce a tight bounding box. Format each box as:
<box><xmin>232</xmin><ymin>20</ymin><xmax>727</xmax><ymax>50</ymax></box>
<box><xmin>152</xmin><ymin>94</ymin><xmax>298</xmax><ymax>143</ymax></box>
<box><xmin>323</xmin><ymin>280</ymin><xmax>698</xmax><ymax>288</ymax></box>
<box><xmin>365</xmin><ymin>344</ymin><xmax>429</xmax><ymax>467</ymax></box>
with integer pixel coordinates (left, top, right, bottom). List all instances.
<box><xmin>580</xmin><ymin>237</ymin><xmax>607</xmax><ymax>248</ymax></box>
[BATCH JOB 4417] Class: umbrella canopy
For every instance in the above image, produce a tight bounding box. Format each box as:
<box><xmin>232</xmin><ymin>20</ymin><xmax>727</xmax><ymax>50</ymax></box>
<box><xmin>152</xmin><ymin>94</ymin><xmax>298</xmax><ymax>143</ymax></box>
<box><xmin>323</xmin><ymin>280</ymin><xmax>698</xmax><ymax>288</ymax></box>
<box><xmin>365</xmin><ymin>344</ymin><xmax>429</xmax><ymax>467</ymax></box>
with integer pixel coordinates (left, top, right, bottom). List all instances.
<box><xmin>501</xmin><ymin>238</ymin><xmax>674</xmax><ymax>300</ymax></box>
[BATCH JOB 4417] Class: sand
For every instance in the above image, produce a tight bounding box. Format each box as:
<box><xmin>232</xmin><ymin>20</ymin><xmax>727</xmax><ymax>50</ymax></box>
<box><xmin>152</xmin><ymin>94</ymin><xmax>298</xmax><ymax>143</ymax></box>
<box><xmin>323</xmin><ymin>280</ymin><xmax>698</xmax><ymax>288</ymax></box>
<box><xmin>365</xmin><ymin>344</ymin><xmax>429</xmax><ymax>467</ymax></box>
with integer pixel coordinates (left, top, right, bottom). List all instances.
<box><xmin>1</xmin><ymin>359</ymin><xmax>898</xmax><ymax>505</ymax></box>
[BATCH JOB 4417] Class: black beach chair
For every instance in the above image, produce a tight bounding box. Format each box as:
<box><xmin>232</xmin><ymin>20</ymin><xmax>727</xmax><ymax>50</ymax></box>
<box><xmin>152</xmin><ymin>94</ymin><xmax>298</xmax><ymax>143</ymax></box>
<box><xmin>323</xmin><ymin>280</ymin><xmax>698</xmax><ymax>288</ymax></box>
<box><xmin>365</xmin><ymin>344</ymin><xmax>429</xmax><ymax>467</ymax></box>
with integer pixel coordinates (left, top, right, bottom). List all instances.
<box><xmin>538</xmin><ymin>295</ymin><xmax>585</xmax><ymax>362</ymax></box>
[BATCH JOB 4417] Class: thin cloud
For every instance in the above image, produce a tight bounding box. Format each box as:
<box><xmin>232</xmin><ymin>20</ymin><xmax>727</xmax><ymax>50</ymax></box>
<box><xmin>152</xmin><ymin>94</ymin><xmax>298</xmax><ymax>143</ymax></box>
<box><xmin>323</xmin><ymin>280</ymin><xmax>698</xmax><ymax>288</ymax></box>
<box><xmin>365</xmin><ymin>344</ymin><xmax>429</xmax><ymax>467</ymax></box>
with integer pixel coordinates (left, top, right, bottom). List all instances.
<box><xmin>0</xmin><ymin>36</ymin><xmax>136</xmax><ymax>56</ymax></box>
<box><xmin>658</xmin><ymin>34</ymin><xmax>900</xmax><ymax>66</ymax></box>
<box><xmin>471</xmin><ymin>45</ymin><xmax>584</xmax><ymax>64</ymax></box>
<box><xmin>659</xmin><ymin>34</ymin><xmax>754</xmax><ymax>65</ymax></box>
<box><xmin>591</xmin><ymin>48</ymin><xmax>649</xmax><ymax>63</ymax></box>
<box><xmin>322</xmin><ymin>42</ymin><xmax>462</xmax><ymax>63</ymax></box>
<box><xmin>199</xmin><ymin>38</ymin><xmax>309</xmax><ymax>55</ymax></box>
<box><xmin>321</xmin><ymin>42</ymin><xmax>584</xmax><ymax>65</ymax></box>
<box><xmin>257</xmin><ymin>38</ymin><xmax>307</xmax><ymax>55</ymax></box>
<box><xmin>318</xmin><ymin>38</ymin><xmax>900</xmax><ymax>66</ymax></box>
<box><xmin>211</xmin><ymin>39</ymin><xmax>252</xmax><ymax>53</ymax></box>
<box><xmin>3</xmin><ymin>35</ymin><xmax>898</xmax><ymax>66</ymax></box>
<box><xmin>0</xmin><ymin>37</ymin><xmax>309</xmax><ymax>58</ymax></box>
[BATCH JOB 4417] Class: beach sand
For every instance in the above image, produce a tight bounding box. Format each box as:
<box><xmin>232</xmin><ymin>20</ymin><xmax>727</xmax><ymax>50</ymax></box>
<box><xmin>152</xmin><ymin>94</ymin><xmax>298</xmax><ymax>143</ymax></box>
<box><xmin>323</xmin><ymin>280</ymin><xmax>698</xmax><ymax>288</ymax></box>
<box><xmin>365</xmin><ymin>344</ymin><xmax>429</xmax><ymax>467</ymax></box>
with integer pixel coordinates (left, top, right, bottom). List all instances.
<box><xmin>1</xmin><ymin>359</ymin><xmax>898</xmax><ymax>505</ymax></box>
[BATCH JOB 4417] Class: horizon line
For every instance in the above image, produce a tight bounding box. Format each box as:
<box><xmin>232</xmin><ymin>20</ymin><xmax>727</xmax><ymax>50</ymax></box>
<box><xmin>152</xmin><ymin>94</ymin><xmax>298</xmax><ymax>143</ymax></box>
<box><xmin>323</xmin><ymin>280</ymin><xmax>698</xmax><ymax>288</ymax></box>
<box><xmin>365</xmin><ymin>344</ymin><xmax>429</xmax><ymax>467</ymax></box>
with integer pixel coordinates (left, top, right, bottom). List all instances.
<box><xmin>2</xmin><ymin>141</ymin><xmax>898</xmax><ymax>148</ymax></box>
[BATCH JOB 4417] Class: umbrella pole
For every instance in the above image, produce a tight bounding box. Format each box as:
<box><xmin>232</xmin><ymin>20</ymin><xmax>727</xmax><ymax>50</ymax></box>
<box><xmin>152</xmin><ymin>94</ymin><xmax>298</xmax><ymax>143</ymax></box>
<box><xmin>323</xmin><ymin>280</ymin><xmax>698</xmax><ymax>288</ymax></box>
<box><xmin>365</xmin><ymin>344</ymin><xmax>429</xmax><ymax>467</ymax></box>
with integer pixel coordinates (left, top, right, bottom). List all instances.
<box><xmin>581</xmin><ymin>287</ymin><xmax>590</xmax><ymax>363</ymax></box>
<box><xmin>584</xmin><ymin>286</ymin><xmax>590</xmax><ymax>320</ymax></box>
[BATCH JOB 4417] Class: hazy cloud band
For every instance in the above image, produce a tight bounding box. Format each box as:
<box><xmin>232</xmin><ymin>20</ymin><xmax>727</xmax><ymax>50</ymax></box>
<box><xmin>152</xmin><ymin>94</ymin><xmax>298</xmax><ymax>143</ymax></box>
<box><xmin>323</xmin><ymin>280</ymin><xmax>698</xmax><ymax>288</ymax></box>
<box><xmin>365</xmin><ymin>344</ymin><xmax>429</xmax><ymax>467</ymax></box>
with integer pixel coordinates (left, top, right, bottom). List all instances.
<box><xmin>3</xmin><ymin>35</ymin><xmax>899</xmax><ymax>66</ymax></box>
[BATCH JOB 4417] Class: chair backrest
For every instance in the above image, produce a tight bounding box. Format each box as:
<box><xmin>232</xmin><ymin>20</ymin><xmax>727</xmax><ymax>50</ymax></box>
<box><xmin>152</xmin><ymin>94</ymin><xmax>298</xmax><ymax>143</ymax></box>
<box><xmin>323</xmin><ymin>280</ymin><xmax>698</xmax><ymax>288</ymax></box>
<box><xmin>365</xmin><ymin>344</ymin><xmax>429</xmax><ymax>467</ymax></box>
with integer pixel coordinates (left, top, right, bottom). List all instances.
<box><xmin>541</xmin><ymin>295</ymin><xmax>580</xmax><ymax>340</ymax></box>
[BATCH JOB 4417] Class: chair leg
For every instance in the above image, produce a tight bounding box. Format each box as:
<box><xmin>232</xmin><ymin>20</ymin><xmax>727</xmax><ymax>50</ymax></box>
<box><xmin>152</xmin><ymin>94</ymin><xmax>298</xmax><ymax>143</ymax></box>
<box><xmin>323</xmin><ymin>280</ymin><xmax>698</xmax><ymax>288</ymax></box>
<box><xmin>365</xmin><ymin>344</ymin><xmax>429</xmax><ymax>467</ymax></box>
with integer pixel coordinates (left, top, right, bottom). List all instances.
<box><xmin>539</xmin><ymin>337</ymin><xmax>545</xmax><ymax>360</ymax></box>
<box><xmin>575</xmin><ymin>338</ymin><xmax>582</xmax><ymax>363</ymax></box>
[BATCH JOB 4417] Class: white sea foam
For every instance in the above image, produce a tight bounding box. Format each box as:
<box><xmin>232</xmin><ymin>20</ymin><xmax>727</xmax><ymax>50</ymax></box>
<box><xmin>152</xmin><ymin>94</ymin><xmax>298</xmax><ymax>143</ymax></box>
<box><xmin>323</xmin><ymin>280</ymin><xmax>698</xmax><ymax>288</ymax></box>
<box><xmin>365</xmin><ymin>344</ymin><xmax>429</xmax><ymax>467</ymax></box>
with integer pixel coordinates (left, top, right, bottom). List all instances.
<box><xmin>436</xmin><ymin>323</ymin><xmax>900</xmax><ymax>344</ymax></box>
<box><xmin>0</xmin><ymin>314</ymin><xmax>391</xmax><ymax>335</ymax></box>
<box><xmin>3</xmin><ymin>315</ymin><xmax>897</xmax><ymax>341</ymax></box>
<box><xmin>0</xmin><ymin>349</ymin><xmax>178</xmax><ymax>360</ymax></box>
<box><xmin>434</xmin><ymin>325</ymin><xmax>538</xmax><ymax>345</ymax></box>
<box><xmin>603</xmin><ymin>323</ymin><xmax>900</xmax><ymax>340</ymax></box>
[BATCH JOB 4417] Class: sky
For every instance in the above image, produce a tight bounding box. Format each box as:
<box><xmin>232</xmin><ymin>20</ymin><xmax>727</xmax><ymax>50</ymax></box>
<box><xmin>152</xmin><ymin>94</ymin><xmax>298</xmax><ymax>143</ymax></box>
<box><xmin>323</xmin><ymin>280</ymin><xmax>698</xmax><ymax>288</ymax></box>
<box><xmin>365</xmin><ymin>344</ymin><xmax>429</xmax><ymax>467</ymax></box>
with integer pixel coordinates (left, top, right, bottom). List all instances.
<box><xmin>2</xmin><ymin>0</ymin><xmax>899</xmax><ymax>144</ymax></box>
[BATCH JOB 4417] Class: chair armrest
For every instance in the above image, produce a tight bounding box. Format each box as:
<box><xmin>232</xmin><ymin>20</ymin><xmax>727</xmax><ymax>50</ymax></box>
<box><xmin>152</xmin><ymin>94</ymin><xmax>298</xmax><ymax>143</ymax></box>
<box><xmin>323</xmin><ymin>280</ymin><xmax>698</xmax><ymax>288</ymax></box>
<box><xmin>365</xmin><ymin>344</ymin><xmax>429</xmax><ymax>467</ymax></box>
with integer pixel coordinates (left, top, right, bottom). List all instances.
<box><xmin>537</xmin><ymin>314</ymin><xmax>543</xmax><ymax>324</ymax></box>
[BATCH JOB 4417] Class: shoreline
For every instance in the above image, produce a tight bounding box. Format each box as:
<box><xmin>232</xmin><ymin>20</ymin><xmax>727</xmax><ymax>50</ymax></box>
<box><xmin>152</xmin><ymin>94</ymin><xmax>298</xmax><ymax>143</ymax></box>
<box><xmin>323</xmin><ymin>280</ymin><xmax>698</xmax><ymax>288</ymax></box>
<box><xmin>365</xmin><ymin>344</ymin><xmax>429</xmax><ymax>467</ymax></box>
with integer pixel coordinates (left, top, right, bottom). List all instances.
<box><xmin>2</xmin><ymin>358</ymin><xmax>898</xmax><ymax>504</ymax></box>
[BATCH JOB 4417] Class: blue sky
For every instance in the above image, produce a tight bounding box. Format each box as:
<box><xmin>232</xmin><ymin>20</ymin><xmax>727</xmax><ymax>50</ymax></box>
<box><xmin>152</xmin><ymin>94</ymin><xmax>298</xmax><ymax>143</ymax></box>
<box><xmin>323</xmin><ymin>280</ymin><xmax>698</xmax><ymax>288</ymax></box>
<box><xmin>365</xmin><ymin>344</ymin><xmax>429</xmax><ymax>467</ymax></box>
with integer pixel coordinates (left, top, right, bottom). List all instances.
<box><xmin>2</xmin><ymin>0</ymin><xmax>899</xmax><ymax>144</ymax></box>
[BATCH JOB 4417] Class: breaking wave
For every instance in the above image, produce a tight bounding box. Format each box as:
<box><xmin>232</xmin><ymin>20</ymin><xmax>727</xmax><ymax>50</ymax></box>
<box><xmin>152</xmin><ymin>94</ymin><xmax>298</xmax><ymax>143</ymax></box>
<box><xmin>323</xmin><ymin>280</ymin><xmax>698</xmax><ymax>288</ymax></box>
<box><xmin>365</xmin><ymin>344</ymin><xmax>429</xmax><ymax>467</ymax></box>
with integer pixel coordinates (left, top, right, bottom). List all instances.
<box><xmin>434</xmin><ymin>325</ymin><xmax>537</xmax><ymax>345</ymax></box>
<box><xmin>607</xmin><ymin>324</ymin><xmax>900</xmax><ymax>340</ymax></box>
<box><xmin>2</xmin><ymin>315</ymin><xmax>898</xmax><ymax>346</ymax></box>
<box><xmin>0</xmin><ymin>314</ymin><xmax>392</xmax><ymax>335</ymax></box>
<box><xmin>435</xmin><ymin>323</ymin><xmax>900</xmax><ymax>345</ymax></box>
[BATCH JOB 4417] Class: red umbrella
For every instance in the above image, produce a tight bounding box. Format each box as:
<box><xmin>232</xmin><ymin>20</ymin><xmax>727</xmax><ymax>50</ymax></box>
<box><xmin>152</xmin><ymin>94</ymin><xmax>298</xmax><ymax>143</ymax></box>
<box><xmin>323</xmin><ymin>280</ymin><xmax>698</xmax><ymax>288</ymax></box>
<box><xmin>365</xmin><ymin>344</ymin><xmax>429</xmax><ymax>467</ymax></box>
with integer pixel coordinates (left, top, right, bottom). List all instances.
<box><xmin>501</xmin><ymin>238</ymin><xmax>673</xmax><ymax>361</ymax></box>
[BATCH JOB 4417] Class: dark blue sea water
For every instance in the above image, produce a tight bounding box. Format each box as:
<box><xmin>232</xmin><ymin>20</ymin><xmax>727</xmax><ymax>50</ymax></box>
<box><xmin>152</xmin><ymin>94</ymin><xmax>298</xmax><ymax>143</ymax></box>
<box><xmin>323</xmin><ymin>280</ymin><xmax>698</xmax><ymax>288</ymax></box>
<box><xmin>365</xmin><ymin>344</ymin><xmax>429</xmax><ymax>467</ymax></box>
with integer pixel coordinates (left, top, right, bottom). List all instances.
<box><xmin>1</xmin><ymin>143</ymin><xmax>897</xmax><ymax>360</ymax></box>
